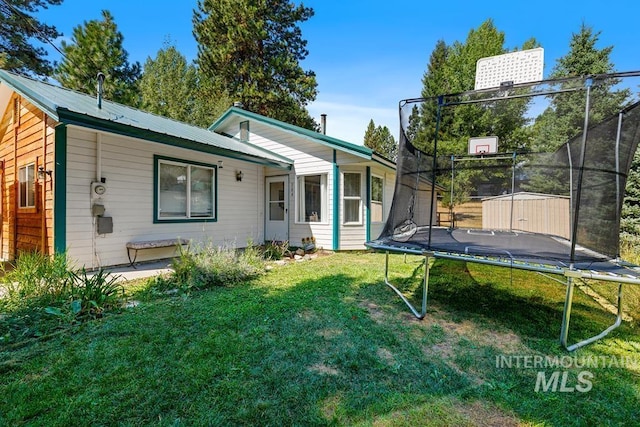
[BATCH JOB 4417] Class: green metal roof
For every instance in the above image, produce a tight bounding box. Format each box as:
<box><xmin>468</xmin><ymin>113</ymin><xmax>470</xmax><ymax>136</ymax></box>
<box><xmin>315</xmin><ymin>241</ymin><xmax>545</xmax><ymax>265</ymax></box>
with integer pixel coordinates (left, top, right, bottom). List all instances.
<box><xmin>0</xmin><ymin>70</ymin><xmax>292</xmax><ymax>169</ymax></box>
<box><xmin>210</xmin><ymin>106</ymin><xmax>375</xmax><ymax>160</ymax></box>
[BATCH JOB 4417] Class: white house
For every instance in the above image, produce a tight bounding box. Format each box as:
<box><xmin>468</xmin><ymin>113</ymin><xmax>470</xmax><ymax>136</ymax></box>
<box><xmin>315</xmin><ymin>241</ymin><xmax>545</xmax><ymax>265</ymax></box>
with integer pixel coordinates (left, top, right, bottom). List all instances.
<box><xmin>210</xmin><ymin>107</ymin><xmax>396</xmax><ymax>251</ymax></box>
<box><xmin>0</xmin><ymin>70</ymin><xmax>396</xmax><ymax>268</ymax></box>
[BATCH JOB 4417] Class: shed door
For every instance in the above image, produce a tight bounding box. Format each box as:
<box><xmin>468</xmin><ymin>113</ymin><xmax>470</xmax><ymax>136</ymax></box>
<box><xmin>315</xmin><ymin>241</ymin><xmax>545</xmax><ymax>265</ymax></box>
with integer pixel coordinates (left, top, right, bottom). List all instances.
<box><xmin>265</xmin><ymin>176</ymin><xmax>288</xmax><ymax>242</ymax></box>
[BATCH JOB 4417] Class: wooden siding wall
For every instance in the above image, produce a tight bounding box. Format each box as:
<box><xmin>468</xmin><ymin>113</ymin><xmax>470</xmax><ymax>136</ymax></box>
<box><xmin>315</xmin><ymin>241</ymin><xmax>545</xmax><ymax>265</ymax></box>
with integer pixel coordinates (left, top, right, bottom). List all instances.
<box><xmin>0</xmin><ymin>94</ymin><xmax>55</xmax><ymax>260</ymax></box>
<box><xmin>65</xmin><ymin>127</ymin><xmax>264</xmax><ymax>268</ymax></box>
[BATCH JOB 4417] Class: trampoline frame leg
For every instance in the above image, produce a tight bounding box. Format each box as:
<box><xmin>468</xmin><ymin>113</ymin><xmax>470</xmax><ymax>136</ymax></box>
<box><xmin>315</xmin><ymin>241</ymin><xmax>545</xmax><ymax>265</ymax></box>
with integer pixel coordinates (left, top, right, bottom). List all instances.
<box><xmin>383</xmin><ymin>251</ymin><xmax>432</xmax><ymax>319</ymax></box>
<box><xmin>560</xmin><ymin>272</ymin><xmax>624</xmax><ymax>352</ymax></box>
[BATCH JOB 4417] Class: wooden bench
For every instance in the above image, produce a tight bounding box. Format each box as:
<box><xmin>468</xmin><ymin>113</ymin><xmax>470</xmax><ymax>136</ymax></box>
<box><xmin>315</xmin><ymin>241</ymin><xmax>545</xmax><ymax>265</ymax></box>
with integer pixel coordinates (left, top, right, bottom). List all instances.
<box><xmin>126</xmin><ymin>238</ymin><xmax>188</xmax><ymax>267</ymax></box>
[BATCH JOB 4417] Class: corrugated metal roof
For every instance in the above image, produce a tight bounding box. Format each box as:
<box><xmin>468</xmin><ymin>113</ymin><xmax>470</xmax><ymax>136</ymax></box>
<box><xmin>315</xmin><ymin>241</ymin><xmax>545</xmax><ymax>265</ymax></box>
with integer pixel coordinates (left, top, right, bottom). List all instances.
<box><xmin>0</xmin><ymin>70</ymin><xmax>292</xmax><ymax>169</ymax></box>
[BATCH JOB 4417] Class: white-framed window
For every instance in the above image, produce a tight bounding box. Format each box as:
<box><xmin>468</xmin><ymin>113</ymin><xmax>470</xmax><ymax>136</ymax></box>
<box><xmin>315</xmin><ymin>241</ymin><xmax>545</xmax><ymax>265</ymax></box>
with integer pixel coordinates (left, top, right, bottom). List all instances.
<box><xmin>239</xmin><ymin>120</ymin><xmax>249</xmax><ymax>142</ymax></box>
<box><xmin>297</xmin><ymin>174</ymin><xmax>327</xmax><ymax>223</ymax></box>
<box><xmin>371</xmin><ymin>175</ymin><xmax>384</xmax><ymax>223</ymax></box>
<box><xmin>343</xmin><ymin>172</ymin><xmax>362</xmax><ymax>224</ymax></box>
<box><xmin>156</xmin><ymin>157</ymin><xmax>216</xmax><ymax>221</ymax></box>
<box><xmin>19</xmin><ymin>163</ymin><xmax>35</xmax><ymax>208</ymax></box>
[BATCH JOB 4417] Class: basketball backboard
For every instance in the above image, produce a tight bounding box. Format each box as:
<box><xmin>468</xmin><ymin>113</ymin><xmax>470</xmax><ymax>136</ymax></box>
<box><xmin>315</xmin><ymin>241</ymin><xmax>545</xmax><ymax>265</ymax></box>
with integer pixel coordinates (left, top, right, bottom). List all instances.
<box><xmin>469</xmin><ymin>136</ymin><xmax>498</xmax><ymax>155</ymax></box>
<box><xmin>474</xmin><ymin>48</ymin><xmax>544</xmax><ymax>90</ymax></box>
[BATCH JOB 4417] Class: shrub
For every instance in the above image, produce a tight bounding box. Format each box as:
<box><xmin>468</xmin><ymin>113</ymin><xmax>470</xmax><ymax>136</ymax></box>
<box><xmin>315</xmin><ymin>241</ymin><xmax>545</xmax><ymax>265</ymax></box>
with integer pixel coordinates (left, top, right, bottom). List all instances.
<box><xmin>262</xmin><ymin>240</ymin><xmax>290</xmax><ymax>260</ymax></box>
<box><xmin>170</xmin><ymin>242</ymin><xmax>264</xmax><ymax>290</ymax></box>
<box><xmin>0</xmin><ymin>252</ymin><xmax>125</xmax><ymax>342</ymax></box>
<box><xmin>67</xmin><ymin>268</ymin><xmax>124</xmax><ymax>319</ymax></box>
<box><xmin>0</xmin><ymin>252</ymin><xmax>74</xmax><ymax>312</ymax></box>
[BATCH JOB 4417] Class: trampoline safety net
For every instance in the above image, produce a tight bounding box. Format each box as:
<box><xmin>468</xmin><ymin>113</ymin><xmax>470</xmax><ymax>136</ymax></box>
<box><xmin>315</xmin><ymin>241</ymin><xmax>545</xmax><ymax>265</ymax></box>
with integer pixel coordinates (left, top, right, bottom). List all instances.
<box><xmin>370</xmin><ymin>72</ymin><xmax>640</xmax><ymax>266</ymax></box>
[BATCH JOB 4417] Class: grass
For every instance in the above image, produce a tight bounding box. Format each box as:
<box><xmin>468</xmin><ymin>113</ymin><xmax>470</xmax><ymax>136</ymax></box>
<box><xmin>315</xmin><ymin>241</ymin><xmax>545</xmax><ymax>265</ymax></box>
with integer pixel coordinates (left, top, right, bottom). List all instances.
<box><xmin>1</xmin><ymin>252</ymin><xmax>639</xmax><ymax>425</ymax></box>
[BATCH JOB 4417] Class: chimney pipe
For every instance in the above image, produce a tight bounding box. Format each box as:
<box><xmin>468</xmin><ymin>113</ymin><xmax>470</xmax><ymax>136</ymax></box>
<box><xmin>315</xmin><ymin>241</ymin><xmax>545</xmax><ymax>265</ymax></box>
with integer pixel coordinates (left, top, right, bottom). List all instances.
<box><xmin>320</xmin><ymin>113</ymin><xmax>327</xmax><ymax>135</ymax></box>
<box><xmin>97</xmin><ymin>72</ymin><xmax>106</xmax><ymax>109</ymax></box>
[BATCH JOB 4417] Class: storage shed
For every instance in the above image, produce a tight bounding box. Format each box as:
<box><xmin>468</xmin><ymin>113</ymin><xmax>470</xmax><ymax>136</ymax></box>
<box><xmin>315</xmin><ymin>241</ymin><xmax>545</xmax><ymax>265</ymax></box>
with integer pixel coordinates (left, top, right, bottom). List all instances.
<box><xmin>482</xmin><ymin>192</ymin><xmax>570</xmax><ymax>239</ymax></box>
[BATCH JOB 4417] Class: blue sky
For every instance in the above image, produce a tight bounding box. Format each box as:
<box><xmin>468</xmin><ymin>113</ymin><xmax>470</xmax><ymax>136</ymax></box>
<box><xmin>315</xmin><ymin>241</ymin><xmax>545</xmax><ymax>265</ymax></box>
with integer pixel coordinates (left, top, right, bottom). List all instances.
<box><xmin>36</xmin><ymin>0</ymin><xmax>640</xmax><ymax>143</ymax></box>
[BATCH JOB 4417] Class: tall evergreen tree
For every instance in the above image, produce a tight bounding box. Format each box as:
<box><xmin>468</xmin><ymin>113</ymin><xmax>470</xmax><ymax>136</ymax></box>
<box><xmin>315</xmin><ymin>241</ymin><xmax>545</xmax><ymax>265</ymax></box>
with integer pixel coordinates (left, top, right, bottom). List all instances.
<box><xmin>55</xmin><ymin>10</ymin><xmax>141</xmax><ymax>106</ymax></box>
<box><xmin>193</xmin><ymin>0</ymin><xmax>318</xmax><ymax>129</ymax></box>
<box><xmin>139</xmin><ymin>43</ymin><xmax>199</xmax><ymax>124</ymax></box>
<box><xmin>0</xmin><ymin>0</ymin><xmax>63</xmax><ymax>77</ymax></box>
<box><xmin>364</xmin><ymin>119</ymin><xmax>397</xmax><ymax>161</ymax></box>
<box><xmin>542</xmin><ymin>23</ymin><xmax>629</xmax><ymax>146</ymax></box>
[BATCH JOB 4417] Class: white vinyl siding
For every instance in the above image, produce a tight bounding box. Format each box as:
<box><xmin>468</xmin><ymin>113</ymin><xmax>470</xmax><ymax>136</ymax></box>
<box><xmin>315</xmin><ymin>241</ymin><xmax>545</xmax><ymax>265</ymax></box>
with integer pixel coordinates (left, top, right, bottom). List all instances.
<box><xmin>64</xmin><ymin>127</ymin><xmax>263</xmax><ymax>268</ymax></box>
<box><xmin>229</xmin><ymin>118</ymin><xmax>335</xmax><ymax>249</ymax></box>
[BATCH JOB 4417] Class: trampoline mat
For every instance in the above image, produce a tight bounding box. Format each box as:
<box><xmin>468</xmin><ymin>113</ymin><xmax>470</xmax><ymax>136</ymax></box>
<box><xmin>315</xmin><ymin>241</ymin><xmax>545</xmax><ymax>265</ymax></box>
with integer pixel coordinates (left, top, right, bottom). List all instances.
<box><xmin>367</xmin><ymin>227</ymin><xmax>640</xmax><ymax>280</ymax></box>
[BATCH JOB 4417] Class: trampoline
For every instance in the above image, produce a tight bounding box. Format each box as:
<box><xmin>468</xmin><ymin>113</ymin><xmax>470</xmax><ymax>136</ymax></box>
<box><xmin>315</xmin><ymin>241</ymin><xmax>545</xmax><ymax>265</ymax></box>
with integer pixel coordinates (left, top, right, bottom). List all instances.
<box><xmin>366</xmin><ymin>71</ymin><xmax>640</xmax><ymax>351</ymax></box>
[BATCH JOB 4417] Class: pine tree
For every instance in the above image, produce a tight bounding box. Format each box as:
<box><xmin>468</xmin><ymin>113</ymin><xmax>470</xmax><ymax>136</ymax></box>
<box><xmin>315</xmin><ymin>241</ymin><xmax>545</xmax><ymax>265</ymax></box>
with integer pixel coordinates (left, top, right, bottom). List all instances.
<box><xmin>55</xmin><ymin>10</ymin><xmax>141</xmax><ymax>106</ymax></box>
<box><xmin>0</xmin><ymin>0</ymin><xmax>63</xmax><ymax>77</ymax></box>
<box><xmin>139</xmin><ymin>43</ymin><xmax>199</xmax><ymax>124</ymax></box>
<box><xmin>364</xmin><ymin>119</ymin><xmax>397</xmax><ymax>161</ymax></box>
<box><xmin>193</xmin><ymin>0</ymin><xmax>318</xmax><ymax>129</ymax></box>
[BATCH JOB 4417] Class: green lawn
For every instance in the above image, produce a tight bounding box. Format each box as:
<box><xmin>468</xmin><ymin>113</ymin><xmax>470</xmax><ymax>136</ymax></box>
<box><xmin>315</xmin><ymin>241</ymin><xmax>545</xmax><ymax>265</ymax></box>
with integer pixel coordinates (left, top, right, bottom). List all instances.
<box><xmin>1</xmin><ymin>252</ymin><xmax>639</xmax><ymax>426</ymax></box>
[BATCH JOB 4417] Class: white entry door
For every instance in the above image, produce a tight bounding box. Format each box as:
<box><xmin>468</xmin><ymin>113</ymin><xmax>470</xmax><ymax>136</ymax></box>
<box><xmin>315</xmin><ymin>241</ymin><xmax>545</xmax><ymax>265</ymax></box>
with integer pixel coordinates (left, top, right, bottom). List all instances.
<box><xmin>265</xmin><ymin>176</ymin><xmax>289</xmax><ymax>242</ymax></box>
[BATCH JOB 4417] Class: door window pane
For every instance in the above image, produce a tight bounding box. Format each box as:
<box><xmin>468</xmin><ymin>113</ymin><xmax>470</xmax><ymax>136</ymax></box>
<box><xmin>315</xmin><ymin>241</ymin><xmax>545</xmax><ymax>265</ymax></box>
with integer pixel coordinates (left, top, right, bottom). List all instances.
<box><xmin>269</xmin><ymin>181</ymin><xmax>285</xmax><ymax>221</ymax></box>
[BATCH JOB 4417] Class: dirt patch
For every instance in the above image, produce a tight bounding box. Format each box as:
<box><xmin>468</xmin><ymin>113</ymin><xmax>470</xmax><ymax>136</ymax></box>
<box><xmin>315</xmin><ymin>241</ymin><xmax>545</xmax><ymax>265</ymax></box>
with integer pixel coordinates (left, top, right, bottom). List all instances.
<box><xmin>308</xmin><ymin>363</ymin><xmax>340</xmax><ymax>376</ymax></box>
<box><xmin>317</xmin><ymin>328</ymin><xmax>343</xmax><ymax>340</ymax></box>
<box><xmin>376</xmin><ymin>347</ymin><xmax>396</xmax><ymax>366</ymax></box>
<box><xmin>360</xmin><ymin>301</ymin><xmax>387</xmax><ymax>323</ymax></box>
<box><xmin>457</xmin><ymin>400</ymin><xmax>522</xmax><ymax>427</ymax></box>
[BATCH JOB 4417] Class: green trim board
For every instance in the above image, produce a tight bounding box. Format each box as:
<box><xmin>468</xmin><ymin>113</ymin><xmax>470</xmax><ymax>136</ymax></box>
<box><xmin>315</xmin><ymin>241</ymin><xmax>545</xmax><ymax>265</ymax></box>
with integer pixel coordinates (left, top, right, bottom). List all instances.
<box><xmin>366</xmin><ymin>166</ymin><xmax>371</xmax><ymax>242</ymax></box>
<box><xmin>153</xmin><ymin>155</ymin><xmax>219</xmax><ymax>224</ymax></box>
<box><xmin>332</xmin><ymin>150</ymin><xmax>339</xmax><ymax>250</ymax></box>
<box><xmin>53</xmin><ymin>124</ymin><xmax>67</xmax><ymax>254</ymax></box>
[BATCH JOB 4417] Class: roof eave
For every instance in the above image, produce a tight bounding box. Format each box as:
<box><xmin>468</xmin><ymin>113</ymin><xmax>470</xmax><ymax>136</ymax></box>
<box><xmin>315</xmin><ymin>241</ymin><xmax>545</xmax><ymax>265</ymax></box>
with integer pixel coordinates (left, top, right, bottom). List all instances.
<box><xmin>211</xmin><ymin>107</ymin><xmax>373</xmax><ymax>160</ymax></box>
<box><xmin>58</xmin><ymin>109</ymin><xmax>292</xmax><ymax>170</ymax></box>
<box><xmin>0</xmin><ymin>72</ymin><xmax>60</xmax><ymax>120</ymax></box>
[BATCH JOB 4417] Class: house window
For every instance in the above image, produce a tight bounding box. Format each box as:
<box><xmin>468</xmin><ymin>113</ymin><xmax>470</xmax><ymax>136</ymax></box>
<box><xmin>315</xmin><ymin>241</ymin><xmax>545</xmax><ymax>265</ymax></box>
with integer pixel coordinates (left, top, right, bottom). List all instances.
<box><xmin>19</xmin><ymin>163</ymin><xmax>35</xmax><ymax>208</ymax></box>
<box><xmin>343</xmin><ymin>172</ymin><xmax>362</xmax><ymax>224</ymax></box>
<box><xmin>297</xmin><ymin>174</ymin><xmax>326</xmax><ymax>222</ymax></box>
<box><xmin>371</xmin><ymin>175</ymin><xmax>384</xmax><ymax>222</ymax></box>
<box><xmin>156</xmin><ymin>157</ymin><xmax>216</xmax><ymax>221</ymax></box>
<box><xmin>239</xmin><ymin>121</ymin><xmax>249</xmax><ymax>142</ymax></box>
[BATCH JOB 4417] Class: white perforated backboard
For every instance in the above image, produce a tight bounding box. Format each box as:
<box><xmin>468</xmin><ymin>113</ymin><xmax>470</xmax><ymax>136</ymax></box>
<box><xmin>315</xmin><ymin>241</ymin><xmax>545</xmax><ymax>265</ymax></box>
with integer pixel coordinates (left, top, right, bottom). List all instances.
<box><xmin>474</xmin><ymin>47</ymin><xmax>544</xmax><ymax>90</ymax></box>
<box><xmin>469</xmin><ymin>136</ymin><xmax>498</xmax><ymax>155</ymax></box>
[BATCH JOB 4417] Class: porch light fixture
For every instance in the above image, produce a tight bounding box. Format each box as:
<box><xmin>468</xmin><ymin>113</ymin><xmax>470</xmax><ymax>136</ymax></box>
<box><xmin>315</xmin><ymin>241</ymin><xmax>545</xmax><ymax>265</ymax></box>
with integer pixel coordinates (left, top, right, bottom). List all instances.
<box><xmin>38</xmin><ymin>166</ymin><xmax>52</xmax><ymax>179</ymax></box>
<box><xmin>236</xmin><ymin>170</ymin><xmax>243</xmax><ymax>182</ymax></box>
<box><xmin>217</xmin><ymin>160</ymin><xmax>224</xmax><ymax>169</ymax></box>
